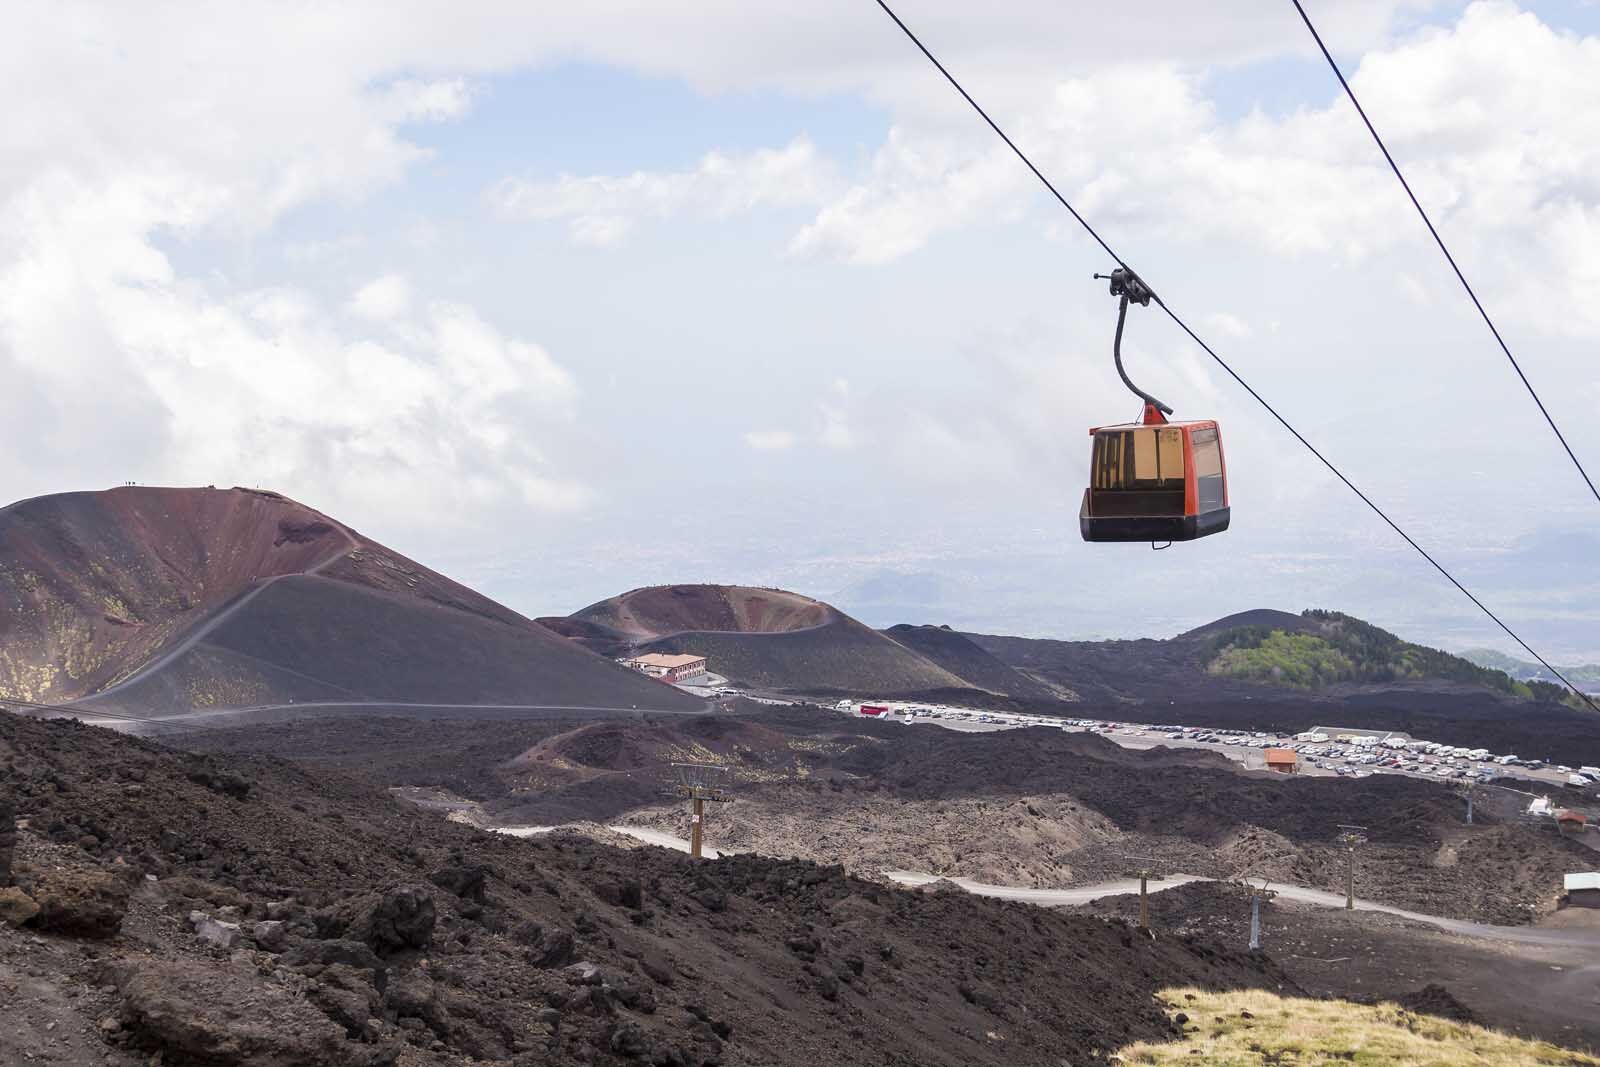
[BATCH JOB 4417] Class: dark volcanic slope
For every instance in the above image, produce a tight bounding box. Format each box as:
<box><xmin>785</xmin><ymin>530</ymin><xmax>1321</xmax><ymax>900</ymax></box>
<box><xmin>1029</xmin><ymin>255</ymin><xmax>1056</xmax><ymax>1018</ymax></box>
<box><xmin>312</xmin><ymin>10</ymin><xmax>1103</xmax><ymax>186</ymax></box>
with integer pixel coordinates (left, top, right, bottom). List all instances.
<box><xmin>0</xmin><ymin>487</ymin><xmax>349</xmax><ymax>702</ymax></box>
<box><xmin>967</xmin><ymin>607</ymin><xmax>1559</xmax><ymax>704</ymax></box>
<box><xmin>183</xmin><ymin>706</ymin><xmax>1595</xmax><ymax>924</ymax></box>
<box><xmin>1176</xmin><ymin>608</ymin><xmax>1315</xmax><ymax>640</ymax></box>
<box><xmin>90</xmin><ymin>577</ymin><xmax>698</xmax><ymax>716</ymax></box>
<box><xmin>567</xmin><ymin>585</ymin><xmax>968</xmax><ymax>694</ymax></box>
<box><xmin>573</xmin><ymin>584</ymin><xmax>832</xmax><ymax>637</ymax></box>
<box><xmin>965</xmin><ymin>609</ymin><xmax>1323</xmax><ymax>702</ymax></box>
<box><xmin>492</xmin><ymin>715</ymin><xmax>830</xmax><ymax>823</ymax></box>
<box><xmin>0</xmin><ymin>486</ymin><xmax>696</xmax><ymax>718</ymax></box>
<box><xmin>863</xmin><ymin>725</ymin><xmax>1467</xmax><ymax>845</ymax></box>
<box><xmin>880</xmin><ymin>624</ymin><xmax>1073</xmax><ymax>701</ymax></box>
<box><xmin>966</xmin><ymin>630</ymin><xmax>1206</xmax><ymax>703</ymax></box>
<box><xmin>640</xmin><ymin>623</ymin><xmax>968</xmax><ymax>694</ymax></box>
<box><xmin>967</xmin><ymin>619</ymin><xmax>1600</xmax><ymax>761</ymax></box>
<box><xmin>1</xmin><ymin>712</ymin><xmax>1289</xmax><ymax>1067</ymax></box>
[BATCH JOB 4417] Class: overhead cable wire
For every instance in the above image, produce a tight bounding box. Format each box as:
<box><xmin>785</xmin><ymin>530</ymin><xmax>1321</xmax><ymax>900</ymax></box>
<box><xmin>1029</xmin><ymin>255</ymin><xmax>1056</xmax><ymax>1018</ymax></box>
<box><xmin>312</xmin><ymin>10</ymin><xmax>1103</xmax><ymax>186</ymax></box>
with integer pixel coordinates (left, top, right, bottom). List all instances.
<box><xmin>871</xmin><ymin>0</ymin><xmax>1599</xmax><ymax>712</ymax></box>
<box><xmin>1289</xmin><ymin>0</ymin><xmax>1600</xmax><ymax>506</ymax></box>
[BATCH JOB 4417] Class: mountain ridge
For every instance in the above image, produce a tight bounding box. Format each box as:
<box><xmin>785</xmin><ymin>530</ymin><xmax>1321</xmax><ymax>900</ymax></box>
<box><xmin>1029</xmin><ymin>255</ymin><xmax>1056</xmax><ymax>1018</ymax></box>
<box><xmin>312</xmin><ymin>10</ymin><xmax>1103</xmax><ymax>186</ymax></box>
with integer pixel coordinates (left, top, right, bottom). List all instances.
<box><xmin>964</xmin><ymin>607</ymin><xmax>1569</xmax><ymax>706</ymax></box>
<box><xmin>0</xmin><ymin>486</ymin><xmax>699</xmax><ymax>719</ymax></box>
<box><xmin>562</xmin><ymin>584</ymin><xmax>972</xmax><ymax>695</ymax></box>
<box><xmin>1462</xmin><ymin>647</ymin><xmax>1600</xmax><ymax>692</ymax></box>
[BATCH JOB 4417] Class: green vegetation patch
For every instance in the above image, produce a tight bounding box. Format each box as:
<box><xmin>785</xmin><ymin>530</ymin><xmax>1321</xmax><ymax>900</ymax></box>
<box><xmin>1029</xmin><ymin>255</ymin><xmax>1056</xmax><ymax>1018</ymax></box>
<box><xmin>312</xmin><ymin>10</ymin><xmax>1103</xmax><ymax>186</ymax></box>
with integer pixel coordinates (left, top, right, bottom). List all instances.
<box><xmin>1207</xmin><ymin>630</ymin><xmax>1356</xmax><ymax>689</ymax></box>
<box><xmin>1201</xmin><ymin>610</ymin><xmax>1567</xmax><ymax>700</ymax></box>
<box><xmin>1119</xmin><ymin>987</ymin><xmax>1600</xmax><ymax>1066</ymax></box>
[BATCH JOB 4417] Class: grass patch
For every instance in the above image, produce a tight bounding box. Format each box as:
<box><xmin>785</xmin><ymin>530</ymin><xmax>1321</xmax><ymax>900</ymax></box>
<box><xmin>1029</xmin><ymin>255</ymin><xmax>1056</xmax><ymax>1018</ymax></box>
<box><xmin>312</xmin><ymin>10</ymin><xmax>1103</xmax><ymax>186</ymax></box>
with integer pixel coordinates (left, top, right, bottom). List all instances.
<box><xmin>1117</xmin><ymin>987</ymin><xmax>1599</xmax><ymax>1066</ymax></box>
<box><xmin>1200</xmin><ymin>609</ymin><xmax>1560</xmax><ymax>699</ymax></box>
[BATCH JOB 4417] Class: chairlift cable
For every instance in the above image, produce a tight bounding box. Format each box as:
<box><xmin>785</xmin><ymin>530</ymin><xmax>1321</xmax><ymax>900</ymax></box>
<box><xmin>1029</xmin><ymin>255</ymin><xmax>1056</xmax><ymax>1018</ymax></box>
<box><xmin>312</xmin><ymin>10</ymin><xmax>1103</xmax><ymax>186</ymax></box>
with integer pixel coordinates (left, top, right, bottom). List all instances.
<box><xmin>871</xmin><ymin>0</ymin><xmax>1599</xmax><ymax>712</ymax></box>
<box><xmin>1289</xmin><ymin>0</ymin><xmax>1600</xmax><ymax>506</ymax></box>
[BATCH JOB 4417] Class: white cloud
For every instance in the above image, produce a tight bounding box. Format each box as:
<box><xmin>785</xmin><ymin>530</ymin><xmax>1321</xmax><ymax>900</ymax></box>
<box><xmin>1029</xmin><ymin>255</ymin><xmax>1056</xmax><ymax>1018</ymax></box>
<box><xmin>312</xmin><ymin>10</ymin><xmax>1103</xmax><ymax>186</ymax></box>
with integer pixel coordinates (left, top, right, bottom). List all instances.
<box><xmin>34</xmin><ymin>271</ymin><xmax>592</xmax><ymax>519</ymax></box>
<box><xmin>569</xmin><ymin>215</ymin><xmax>632</xmax><ymax>248</ymax></box>
<box><xmin>1204</xmin><ymin>312</ymin><xmax>1253</xmax><ymax>339</ymax></box>
<box><xmin>348</xmin><ymin>274</ymin><xmax>412</xmax><ymax>321</ymax></box>
<box><xmin>887</xmin><ymin>410</ymin><xmax>1017</xmax><ymax>486</ymax></box>
<box><xmin>789</xmin><ymin>128</ymin><xmax>1025</xmax><ymax>265</ymax></box>
<box><xmin>1397</xmin><ymin>274</ymin><xmax>1432</xmax><ymax>306</ymax></box>
<box><xmin>492</xmin><ymin>137</ymin><xmax>839</xmax><ymax>246</ymax></box>
<box><xmin>282</xmin><ymin>234</ymin><xmax>365</xmax><ymax>266</ymax></box>
<box><xmin>793</xmin><ymin>1</ymin><xmax>1600</xmax><ymax>326</ymax></box>
<box><xmin>0</xmin><ymin>5</ymin><xmax>593</xmax><ymax>529</ymax></box>
<box><xmin>818</xmin><ymin>378</ymin><xmax>854</xmax><ymax>449</ymax></box>
<box><xmin>744</xmin><ymin>430</ymin><xmax>797</xmax><ymax>450</ymax></box>
<box><xmin>381</xmin><ymin>77</ymin><xmax>476</xmax><ymax>123</ymax></box>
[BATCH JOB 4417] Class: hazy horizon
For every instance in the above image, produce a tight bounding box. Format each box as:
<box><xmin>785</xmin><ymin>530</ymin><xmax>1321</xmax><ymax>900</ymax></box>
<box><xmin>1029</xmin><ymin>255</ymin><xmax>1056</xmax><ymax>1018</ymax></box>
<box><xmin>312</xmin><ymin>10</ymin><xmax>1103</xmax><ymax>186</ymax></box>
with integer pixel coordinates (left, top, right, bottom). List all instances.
<box><xmin>4</xmin><ymin>3</ymin><xmax>1597</xmax><ymax>664</ymax></box>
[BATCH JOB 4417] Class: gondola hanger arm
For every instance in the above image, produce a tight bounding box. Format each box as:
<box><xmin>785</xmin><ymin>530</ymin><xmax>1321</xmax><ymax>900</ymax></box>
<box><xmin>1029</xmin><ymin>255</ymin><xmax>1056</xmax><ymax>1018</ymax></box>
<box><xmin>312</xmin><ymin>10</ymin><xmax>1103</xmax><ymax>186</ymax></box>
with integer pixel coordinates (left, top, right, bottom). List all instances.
<box><xmin>1094</xmin><ymin>268</ymin><xmax>1173</xmax><ymax>419</ymax></box>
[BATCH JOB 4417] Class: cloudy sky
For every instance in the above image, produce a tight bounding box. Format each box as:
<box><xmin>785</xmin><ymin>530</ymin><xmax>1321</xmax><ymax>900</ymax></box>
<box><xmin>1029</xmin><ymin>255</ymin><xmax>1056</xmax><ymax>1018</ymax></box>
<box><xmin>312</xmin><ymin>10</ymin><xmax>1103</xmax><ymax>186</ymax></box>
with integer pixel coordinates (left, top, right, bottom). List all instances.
<box><xmin>4</xmin><ymin>1</ymin><xmax>1599</xmax><ymax>659</ymax></box>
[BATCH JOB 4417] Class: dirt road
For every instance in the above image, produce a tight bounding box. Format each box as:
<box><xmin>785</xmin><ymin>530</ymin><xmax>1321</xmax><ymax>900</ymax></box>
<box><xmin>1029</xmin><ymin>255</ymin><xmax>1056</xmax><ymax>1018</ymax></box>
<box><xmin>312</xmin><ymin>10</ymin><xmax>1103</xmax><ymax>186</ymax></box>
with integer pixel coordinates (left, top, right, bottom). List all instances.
<box><xmin>64</xmin><ymin>699</ymin><xmax>709</xmax><ymax>735</ymax></box>
<box><xmin>613</xmin><ymin>825</ymin><xmax>1600</xmax><ymax>948</ymax></box>
<box><xmin>883</xmin><ymin>869</ymin><xmax>1600</xmax><ymax>947</ymax></box>
<box><xmin>609</xmin><ymin>825</ymin><xmax>726</xmax><ymax>858</ymax></box>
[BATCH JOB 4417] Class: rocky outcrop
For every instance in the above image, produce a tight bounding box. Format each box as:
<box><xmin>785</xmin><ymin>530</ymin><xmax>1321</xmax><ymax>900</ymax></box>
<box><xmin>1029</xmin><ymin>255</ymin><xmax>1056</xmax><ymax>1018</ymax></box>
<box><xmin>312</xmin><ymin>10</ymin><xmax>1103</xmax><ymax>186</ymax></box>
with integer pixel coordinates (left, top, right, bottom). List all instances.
<box><xmin>0</xmin><ymin>792</ymin><xmax>14</xmax><ymax>886</ymax></box>
<box><xmin>0</xmin><ymin>885</ymin><xmax>40</xmax><ymax>926</ymax></box>
<box><xmin>119</xmin><ymin>960</ymin><xmax>387</xmax><ymax>1066</ymax></box>
<box><xmin>428</xmin><ymin>861</ymin><xmax>490</xmax><ymax>902</ymax></box>
<box><xmin>19</xmin><ymin>862</ymin><xmax>130</xmax><ymax>939</ymax></box>
<box><xmin>339</xmin><ymin>883</ymin><xmax>436</xmax><ymax>954</ymax></box>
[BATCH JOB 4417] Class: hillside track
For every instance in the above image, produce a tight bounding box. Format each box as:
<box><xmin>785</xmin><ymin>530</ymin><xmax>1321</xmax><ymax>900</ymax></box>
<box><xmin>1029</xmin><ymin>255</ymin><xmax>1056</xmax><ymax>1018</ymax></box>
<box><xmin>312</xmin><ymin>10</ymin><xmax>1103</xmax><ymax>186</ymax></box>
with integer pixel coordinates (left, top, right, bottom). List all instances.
<box><xmin>66</xmin><ymin>699</ymin><xmax>709</xmax><ymax>735</ymax></box>
<box><xmin>885</xmin><ymin>871</ymin><xmax>1600</xmax><ymax>948</ymax></box>
<box><xmin>83</xmin><ymin>523</ymin><xmax>358</xmax><ymax>704</ymax></box>
<box><xmin>3</xmin><ymin>486</ymin><xmax>702</xmax><ymax>720</ymax></box>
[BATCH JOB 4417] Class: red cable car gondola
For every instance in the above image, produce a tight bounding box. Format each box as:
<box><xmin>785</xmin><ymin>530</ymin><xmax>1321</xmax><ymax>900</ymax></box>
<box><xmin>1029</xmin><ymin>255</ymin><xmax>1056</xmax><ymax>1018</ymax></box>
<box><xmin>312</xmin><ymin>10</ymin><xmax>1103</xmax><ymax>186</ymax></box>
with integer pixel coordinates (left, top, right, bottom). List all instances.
<box><xmin>1080</xmin><ymin>268</ymin><xmax>1230</xmax><ymax>544</ymax></box>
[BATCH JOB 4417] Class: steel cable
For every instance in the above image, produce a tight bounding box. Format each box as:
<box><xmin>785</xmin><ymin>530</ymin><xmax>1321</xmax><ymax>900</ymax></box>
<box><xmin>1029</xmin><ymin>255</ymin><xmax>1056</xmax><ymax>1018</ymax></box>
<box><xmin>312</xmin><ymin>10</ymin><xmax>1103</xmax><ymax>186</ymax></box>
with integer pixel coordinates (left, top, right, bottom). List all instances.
<box><xmin>872</xmin><ymin>0</ymin><xmax>1598</xmax><ymax>711</ymax></box>
<box><xmin>1289</xmin><ymin>0</ymin><xmax>1599</xmax><ymax>506</ymax></box>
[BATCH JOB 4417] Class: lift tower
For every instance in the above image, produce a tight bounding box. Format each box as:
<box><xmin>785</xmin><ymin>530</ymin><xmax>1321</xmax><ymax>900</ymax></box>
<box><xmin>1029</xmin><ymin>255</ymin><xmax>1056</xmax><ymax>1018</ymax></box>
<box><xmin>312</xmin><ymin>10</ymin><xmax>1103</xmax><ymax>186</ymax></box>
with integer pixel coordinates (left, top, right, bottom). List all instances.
<box><xmin>1336</xmin><ymin>825</ymin><xmax>1368</xmax><ymax>910</ymax></box>
<box><xmin>672</xmin><ymin>763</ymin><xmax>732</xmax><ymax>859</ymax></box>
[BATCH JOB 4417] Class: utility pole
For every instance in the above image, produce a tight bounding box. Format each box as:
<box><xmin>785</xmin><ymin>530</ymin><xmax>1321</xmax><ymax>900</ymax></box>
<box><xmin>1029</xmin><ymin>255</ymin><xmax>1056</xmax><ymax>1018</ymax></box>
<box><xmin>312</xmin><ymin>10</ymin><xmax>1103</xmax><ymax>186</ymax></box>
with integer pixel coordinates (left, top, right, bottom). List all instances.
<box><xmin>689</xmin><ymin>793</ymin><xmax>706</xmax><ymax>858</ymax></box>
<box><xmin>672</xmin><ymin>763</ymin><xmax>731</xmax><ymax>859</ymax></box>
<box><xmin>1244</xmin><ymin>878</ymin><xmax>1277</xmax><ymax>951</ymax></box>
<box><xmin>1337</xmin><ymin>824</ymin><xmax>1368</xmax><ymax>911</ymax></box>
<box><xmin>1118</xmin><ymin>853</ymin><xmax>1157</xmax><ymax>935</ymax></box>
<box><xmin>1462</xmin><ymin>785</ymin><xmax>1475</xmax><ymax>825</ymax></box>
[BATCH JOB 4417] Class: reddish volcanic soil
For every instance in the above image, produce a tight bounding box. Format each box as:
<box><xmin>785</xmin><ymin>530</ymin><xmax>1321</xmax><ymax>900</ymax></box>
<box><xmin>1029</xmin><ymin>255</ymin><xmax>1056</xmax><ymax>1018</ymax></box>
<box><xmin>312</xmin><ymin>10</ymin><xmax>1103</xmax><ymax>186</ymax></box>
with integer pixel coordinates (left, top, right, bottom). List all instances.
<box><xmin>0</xmin><ymin>486</ymin><xmax>699</xmax><ymax>718</ymax></box>
<box><xmin>0</xmin><ymin>487</ymin><xmax>351</xmax><ymax>703</ymax></box>
<box><xmin>561</xmin><ymin>585</ymin><xmax>971</xmax><ymax>695</ymax></box>
<box><xmin>572</xmin><ymin>585</ymin><xmax>835</xmax><ymax>638</ymax></box>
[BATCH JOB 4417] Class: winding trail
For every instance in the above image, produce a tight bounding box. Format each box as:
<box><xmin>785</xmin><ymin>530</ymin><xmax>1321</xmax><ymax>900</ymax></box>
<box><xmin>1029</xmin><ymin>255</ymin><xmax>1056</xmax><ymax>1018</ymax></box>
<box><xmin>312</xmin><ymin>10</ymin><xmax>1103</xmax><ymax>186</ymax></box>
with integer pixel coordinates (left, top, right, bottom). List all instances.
<box><xmin>66</xmin><ymin>698</ymin><xmax>709</xmax><ymax>735</ymax></box>
<box><xmin>601</xmin><ymin>826</ymin><xmax>1600</xmax><ymax>948</ymax></box>
<box><xmin>609</xmin><ymin>826</ymin><xmax>725</xmax><ymax>858</ymax></box>
<box><xmin>84</xmin><ymin>526</ymin><xmax>358</xmax><ymax>704</ymax></box>
<box><xmin>882</xmin><ymin>870</ymin><xmax>1600</xmax><ymax>948</ymax></box>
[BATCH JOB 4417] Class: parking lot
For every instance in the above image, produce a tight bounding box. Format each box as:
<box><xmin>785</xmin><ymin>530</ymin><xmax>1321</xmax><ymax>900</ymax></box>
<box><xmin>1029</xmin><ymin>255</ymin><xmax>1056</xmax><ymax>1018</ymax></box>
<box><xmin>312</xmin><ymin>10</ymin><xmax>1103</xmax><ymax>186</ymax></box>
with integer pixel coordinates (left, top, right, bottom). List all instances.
<box><xmin>836</xmin><ymin>699</ymin><xmax>1600</xmax><ymax>797</ymax></box>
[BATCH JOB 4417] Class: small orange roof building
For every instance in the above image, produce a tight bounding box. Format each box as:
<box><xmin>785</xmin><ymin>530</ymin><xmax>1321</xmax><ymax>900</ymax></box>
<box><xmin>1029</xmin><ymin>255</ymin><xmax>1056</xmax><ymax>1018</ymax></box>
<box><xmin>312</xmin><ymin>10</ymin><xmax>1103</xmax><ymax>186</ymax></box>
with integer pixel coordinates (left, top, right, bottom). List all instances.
<box><xmin>1264</xmin><ymin>748</ymin><xmax>1298</xmax><ymax>773</ymax></box>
